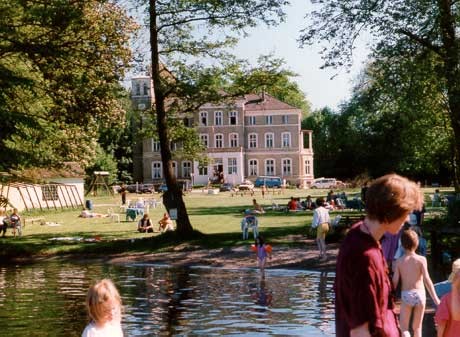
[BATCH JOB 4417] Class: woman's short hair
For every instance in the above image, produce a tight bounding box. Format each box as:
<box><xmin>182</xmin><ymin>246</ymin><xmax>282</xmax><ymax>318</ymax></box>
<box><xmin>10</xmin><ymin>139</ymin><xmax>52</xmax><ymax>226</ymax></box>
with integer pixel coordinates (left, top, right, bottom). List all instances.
<box><xmin>365</xmin><ymin>174</ymin><xmax>423</xmax><ymax>223</ymax></box>
<box><xmin>400</xmin><ymin>229</ymin><xmax>419</xmax><ymax>251</ymax></box>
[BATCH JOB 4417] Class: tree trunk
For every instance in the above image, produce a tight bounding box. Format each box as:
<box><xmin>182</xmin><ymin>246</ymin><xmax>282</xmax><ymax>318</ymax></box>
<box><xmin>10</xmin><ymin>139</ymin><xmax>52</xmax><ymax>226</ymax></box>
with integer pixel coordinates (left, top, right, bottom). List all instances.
<box><xmin>149</xmin><ymin>0</ymin><xmax>194</xmax><ymax>234</ymax></box>
<box><xmin>438</xmin><ymin>0</ymin><xmax>460</xmax><ymax>192</ymax></box>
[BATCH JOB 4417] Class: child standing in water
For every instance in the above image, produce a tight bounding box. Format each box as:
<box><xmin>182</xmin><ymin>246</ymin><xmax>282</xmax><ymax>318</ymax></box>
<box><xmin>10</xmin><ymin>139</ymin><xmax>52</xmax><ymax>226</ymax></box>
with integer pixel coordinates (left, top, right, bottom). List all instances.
<box><xmin>254</xmin><ymin>236</ymin><xmax>272</xmax><ymax>278</ymax></box>
<box><xmin>82</xmin><ymin>279</ymin><xmax>123</xmax><ymax>337</ymax></box>
<box><xmin>392</xmin><ymin>229</ymin><xmax>440</xmax><ymax>337</ymax></box>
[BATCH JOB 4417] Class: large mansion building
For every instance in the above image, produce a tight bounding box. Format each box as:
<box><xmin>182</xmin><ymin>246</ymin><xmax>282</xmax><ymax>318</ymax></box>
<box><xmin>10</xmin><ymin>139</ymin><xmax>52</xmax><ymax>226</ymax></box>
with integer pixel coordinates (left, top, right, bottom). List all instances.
<box><xmin>131</xmin><ymin>76</ymin><xmax>315</xmax><ymax>188</ymax></box>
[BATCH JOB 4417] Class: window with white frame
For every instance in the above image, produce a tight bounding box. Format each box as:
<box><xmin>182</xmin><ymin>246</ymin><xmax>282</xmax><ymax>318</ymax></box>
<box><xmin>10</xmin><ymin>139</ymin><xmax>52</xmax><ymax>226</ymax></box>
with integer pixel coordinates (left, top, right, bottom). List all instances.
<box><xmin>200</xmin><ymin>111</ymin><xmax>208</xmax><ymax>126</ymax></box>
<box><xmin>265</xmin><ymin>159</ymin><xmax>275</xmax><ymax>176</ymax></box>
<box><xmin>199</xmin><ymin>165</ymin><xmax>208</xmax><ymax>175</ymax></box>
<box><xmin>265</xmin><ymin>115</ymin><xmax>273</xmax><ymax>125</ymax></box>
<box><xmin>282</xmin><ymin>115</ymin><xmax>289</xmax><ymax>124</ymax></box>
<box><xmin>265</xmin><ymin>133</ymin><xmax>274</xmax><ymax>148</ymax></box>
<box><xmin>229</xmin><ymin>133</ymin><xmax>238</xmax><ymax>147</ymax></box>
<box><xmin>200</xmin><ymin>134</ymin><xmax>209</xmax><ymax>147</ymax></box>
<box><xmin>282</xmin><ymin>158</ymin><xmax>292</xmax><ymax>176</ymax></box>
<box><xmin>228</xmin><ymin>158</ymin><xmax>237</xmax><ymax>174</ymax></box>
<box><xmin>229</xmin><ymin>111</ymin><xmax>237</xmax><ymax>125</ymax></box>
<box><xmin>215</xmin><ymin>134</ymin><xmax>223</xmax><ymax>148</ymax></box>
<box><xmin>249</xmin><ymin>159</ymin><xmax>258</xmax><ymax>176</ymax></box>
<box><xmin>282</xmin><ymin>132</ymin><xmax>291</xmax><ymax>148</ymax></box>
<box><xmin>152</xmin><ymin>161</ymin><xmax>162</xmax><ymax>179</ymax></box>
<box><xmin>182</xmin><ymin>161</ymin><xmax>192</xmax><ymax>178</ymax></box>
<box><xmin>135</xmin><ymin>83</ymin><xmax>141</xmax><ymax>96</ymax></box>
<box><xmin>305</xmin><ymin>160</ymin><xmax>311</xmax><ymax>175</ymax></box>
<box><xmin>143</xmin><ymin>83</ymin><xmax>149</xmax><ymax>96</ymax></box>
<box><xmin>152</xmin><ymin>140</ymin><xmax>160</xmax><ymax>152</ymax></box>
<box><xmin>215</xmin><ymin>111</ymin><xmax>223</xmax><ymax>126</ymax></box>
<box><xmin>248</xmin><ymin>133</ymin><xmax>257</xmax><ymax>148</ymax></box>
<box><xmin>248</xmin><ymin>116</ymin><xmax>256</xmax><ymax>125</ymax></box>
<box><xmin>172</xmin><ymin>161</ymin><xmax>178</xmax><ymax>177</ymax></box>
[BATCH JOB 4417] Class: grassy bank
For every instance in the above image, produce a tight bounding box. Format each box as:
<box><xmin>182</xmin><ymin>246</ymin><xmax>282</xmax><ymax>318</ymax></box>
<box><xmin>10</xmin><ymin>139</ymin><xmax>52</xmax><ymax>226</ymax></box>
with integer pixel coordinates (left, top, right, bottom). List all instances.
<box><xmin>0</xmin><ymin>187</ymin><xmax>448</xmax><ymax>260</ymax></box>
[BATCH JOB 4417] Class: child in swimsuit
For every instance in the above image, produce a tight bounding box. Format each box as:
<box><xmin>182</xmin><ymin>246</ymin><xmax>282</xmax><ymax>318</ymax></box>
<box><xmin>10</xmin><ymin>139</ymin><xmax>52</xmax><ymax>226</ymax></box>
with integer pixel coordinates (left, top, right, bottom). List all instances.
<box><xmin>254</xmin><ymin>235</ymin><xmax>272</xmax><ymax>279</ymax></box>
<box><xmin>392</xmin><ymin>229</ymin><xmax>440</xmax><ymax>337</ymax></box>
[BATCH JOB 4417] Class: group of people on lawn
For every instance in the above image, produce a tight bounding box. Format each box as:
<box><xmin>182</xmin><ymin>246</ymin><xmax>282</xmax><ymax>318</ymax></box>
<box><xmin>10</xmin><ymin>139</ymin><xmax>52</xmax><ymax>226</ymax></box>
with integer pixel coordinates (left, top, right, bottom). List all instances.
<box><xmin>137</xmin><ymin>213</ymin><xmax>173</xmax><ymax>233</ymax></box>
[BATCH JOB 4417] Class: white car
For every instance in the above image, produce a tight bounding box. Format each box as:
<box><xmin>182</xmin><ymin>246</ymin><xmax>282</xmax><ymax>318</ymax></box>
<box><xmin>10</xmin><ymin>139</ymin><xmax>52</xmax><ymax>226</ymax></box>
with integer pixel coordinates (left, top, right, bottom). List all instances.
<box><xmin>311</xmin><ymin>178</ymin><xmax>339</xmax><ymax>189</ymax></box>
<box><xmin>238</xmin><ymin>180</ymin><xmax>254</xmax><ymax>190</ymax></box>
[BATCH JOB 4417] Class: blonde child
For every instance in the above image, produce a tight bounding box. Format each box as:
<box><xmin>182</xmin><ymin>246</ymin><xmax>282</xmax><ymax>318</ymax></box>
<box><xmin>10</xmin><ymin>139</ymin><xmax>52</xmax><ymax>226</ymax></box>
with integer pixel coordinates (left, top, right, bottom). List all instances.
<box><xmin>392</xmin><ymin>229</ymin><xmax>440</xmax><ymax>337</ymax></box>
<box><xmin>82</xmin><ymin>279</ymin><xmax>123</xmax><ymax>337</ymax></box>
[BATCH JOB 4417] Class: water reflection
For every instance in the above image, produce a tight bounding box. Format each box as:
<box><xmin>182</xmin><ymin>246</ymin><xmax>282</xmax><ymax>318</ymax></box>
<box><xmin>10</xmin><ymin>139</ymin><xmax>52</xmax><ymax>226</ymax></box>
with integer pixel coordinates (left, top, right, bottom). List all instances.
<box><xmin>0</xmin><ymin>261</ymin><xmax>436</xmax><ymax>336</ymax></box>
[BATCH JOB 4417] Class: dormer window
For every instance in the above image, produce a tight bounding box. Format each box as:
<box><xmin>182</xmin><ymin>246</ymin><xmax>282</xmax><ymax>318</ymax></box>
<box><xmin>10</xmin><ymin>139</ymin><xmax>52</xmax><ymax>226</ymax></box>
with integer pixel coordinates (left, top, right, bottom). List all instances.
<box><xmin>200</xmin><ymin>111</ymin><xmax>208</xmax><ymax>126</ymax></box>
<box><xmin>229</xmin><ymin>111</ymin><xmax>237</xmax><ymax>125</ymax></box>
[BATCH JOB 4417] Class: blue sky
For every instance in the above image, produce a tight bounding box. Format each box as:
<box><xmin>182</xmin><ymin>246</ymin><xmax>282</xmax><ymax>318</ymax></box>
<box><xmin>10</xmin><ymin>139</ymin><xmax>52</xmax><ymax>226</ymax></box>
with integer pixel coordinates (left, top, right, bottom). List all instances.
<box><xmin>233</xmin><ymin>0</ymin><xmax>370</xmax><ymax>110</ymax></box>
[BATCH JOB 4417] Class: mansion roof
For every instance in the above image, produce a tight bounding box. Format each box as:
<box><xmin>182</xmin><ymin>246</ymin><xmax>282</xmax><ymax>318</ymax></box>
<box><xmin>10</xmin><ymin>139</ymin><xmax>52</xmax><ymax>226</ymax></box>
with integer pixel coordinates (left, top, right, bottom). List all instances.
<box><xmin>244</xmin><ymin>93</ymin><xmax>299</xmax><ymax>111</ymax></box>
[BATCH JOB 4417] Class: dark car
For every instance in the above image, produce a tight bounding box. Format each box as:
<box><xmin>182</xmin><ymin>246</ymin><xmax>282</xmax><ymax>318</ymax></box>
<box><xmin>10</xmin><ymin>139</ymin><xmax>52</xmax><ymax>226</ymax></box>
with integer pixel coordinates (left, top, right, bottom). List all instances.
<box><xmin>219</xmin><ymin>183</ymin><xmax>235</xmax><ymax>192</ymax></box>
<box><xmin>140</xmin><ymin>184</ymin><xmax>155</xmax><ymax>193</ymax></box>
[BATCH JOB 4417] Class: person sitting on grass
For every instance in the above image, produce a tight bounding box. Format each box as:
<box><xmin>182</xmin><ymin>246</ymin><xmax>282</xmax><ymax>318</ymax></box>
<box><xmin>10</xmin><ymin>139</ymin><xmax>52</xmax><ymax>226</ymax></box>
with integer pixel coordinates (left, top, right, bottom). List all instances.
<box><xmin>79</xmin><ymin>209</ymin><xmax>108</xmax><ymax>218</ymax></box>
<box><xmin>0</xmin><ymin>210</ymin><xmax>8</xmax><ymax>237</ymax></box>
<box><xmin>252</xmin><ymin>199</ymin><xmax>265</xmax><ymax>214</ymax></box>
<box><xmin>158</xmin><ymin>213</ymin><xmax>174</xmax><ymax>232</ymax></box>
<box><xmin>138</xmin><ymin>214</ymin><xmax>154</xmax><ymax>233</ymax></box>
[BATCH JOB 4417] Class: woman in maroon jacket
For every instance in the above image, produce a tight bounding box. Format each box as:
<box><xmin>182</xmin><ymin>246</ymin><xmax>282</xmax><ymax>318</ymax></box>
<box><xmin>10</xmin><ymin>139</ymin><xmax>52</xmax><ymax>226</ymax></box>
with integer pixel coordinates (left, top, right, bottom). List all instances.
<box><xmin>335</xmin><ymin>174</ymin><xmax>423</xmax><ymax>337</ymax></box>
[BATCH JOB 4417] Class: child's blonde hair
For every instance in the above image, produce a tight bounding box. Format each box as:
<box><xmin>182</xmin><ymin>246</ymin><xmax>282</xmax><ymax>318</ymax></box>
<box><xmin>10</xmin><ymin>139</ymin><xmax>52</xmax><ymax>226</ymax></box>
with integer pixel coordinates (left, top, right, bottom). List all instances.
<box><xmin>86</xmin><ymin>279</ymin><xmax>122</xmax><ymax>323</ymax></box>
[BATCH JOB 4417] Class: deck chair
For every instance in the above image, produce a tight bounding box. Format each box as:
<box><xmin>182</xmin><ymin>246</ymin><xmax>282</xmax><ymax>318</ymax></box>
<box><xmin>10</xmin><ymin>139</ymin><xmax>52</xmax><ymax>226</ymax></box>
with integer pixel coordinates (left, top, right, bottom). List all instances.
<box><xmin>107</xmin><ymin>208</ymin><xmax>120</xmax><ymax>223</ymax></box>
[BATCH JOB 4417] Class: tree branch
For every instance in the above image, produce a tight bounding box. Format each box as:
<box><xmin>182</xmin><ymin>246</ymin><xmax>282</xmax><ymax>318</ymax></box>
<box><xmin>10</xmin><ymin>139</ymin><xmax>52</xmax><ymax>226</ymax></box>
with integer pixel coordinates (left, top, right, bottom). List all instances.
<box><xmin>398</xmin><ymin>29</ymin><xmax>441</xmax><ymax>55</ymax></box>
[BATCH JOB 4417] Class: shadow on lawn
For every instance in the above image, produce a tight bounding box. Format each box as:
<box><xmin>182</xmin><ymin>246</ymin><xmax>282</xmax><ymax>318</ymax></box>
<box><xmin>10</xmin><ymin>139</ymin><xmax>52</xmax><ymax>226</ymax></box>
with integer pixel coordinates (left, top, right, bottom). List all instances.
<box><xmin>0</xmin><ymin>224</ymin><xmax>310</xmax><ymax>262</ymax></box>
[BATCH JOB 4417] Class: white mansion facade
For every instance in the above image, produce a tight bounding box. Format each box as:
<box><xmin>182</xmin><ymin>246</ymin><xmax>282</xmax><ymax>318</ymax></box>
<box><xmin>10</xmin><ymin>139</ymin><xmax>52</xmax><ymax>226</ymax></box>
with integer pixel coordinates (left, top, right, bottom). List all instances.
<box><xmin>131</xmin><ymin>76</ymin><xmax>315</xmax><ymax>188</ymax></box>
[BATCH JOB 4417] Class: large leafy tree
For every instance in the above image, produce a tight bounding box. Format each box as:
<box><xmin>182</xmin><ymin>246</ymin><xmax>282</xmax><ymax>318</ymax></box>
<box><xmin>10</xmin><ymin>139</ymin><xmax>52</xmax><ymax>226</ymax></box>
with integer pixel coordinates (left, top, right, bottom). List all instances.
<box><xmin>300</xmin><ymin>0</ymin><xmax>460</xmax><ymax>189</ymax></box>
<box><xmin>0</xmin><ymin>1</ymin><xmax>137</xmax><ymax>171</ymax></box>
<box><xmin>129</xmin><ymin>0</ymin><xmax>290</xmax><ymax>234</ymax></box>
<box><xmin>303</xmin><ymin>52</ymin><xmax>452</xmax><ymax>182</ymax></box>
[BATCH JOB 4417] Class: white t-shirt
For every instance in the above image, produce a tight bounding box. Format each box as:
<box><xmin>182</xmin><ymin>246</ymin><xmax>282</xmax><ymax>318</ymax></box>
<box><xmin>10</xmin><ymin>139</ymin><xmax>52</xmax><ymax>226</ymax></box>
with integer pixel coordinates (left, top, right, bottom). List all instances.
<box><xmin>81</xmin><ymin>321</ymin><xmax>123</xmax><ymax>337</ymax></box>
<box><xmin>311</xmin><ymin>206</ymin><xmax>330</xmax><ymax>228</ymax></box>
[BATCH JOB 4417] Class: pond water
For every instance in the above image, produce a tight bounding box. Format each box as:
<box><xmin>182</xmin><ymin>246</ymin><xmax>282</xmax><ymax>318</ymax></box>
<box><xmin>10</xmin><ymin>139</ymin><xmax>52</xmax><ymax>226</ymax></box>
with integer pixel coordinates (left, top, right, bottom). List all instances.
<box><xmin>0</xmin><ymin>261</ymin><xmax>436</xmax><ymax>336</ymax></box>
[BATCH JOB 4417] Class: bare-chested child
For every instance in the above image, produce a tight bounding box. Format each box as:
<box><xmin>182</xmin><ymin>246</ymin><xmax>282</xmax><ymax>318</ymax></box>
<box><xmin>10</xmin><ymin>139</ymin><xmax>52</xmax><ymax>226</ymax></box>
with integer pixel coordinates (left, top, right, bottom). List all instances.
<box><xmin>392</xmin><ymin>229</ymin><xmax>440</xmax><ymax>337</ymax></box>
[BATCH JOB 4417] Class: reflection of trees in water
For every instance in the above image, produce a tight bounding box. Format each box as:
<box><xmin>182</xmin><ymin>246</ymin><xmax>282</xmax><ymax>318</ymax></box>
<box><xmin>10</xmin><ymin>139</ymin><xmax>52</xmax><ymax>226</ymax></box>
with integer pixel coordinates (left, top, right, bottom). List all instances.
<box><xmin>0</xmin><ymin>261</ymin><xmax>107</xmax><ymax>336</ymax></box>
<box><xmin>0</xmin><ymin>263</ymin><xmax>342</xmax><ymax>336</ymax></box>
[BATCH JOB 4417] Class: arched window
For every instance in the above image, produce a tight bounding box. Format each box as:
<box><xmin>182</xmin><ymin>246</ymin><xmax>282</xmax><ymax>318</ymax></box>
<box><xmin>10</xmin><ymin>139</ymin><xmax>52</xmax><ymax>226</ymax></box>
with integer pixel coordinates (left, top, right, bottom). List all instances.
<box><xmin>229</xmin><ymin>133</ymin><xmax>239</xmax><ymax>147</ymax></box>
<box><xmin>248</xmin><ymin>133</ymin><xmax>258</xmax><ymax>148</ymax></box>
<box><xmin>248</xmin><ymin>159</ymin><xmax>258</xmax><ymax>176</ymax></box>
<box><xmin>152</xmin><ymin>161</ymin><xmax>162</xmax><ymax>179</ymax></box>
<box><xmin>265</xmin><ymin>159</ymin><xmax>275</xmax><ymax>176</ymax></box>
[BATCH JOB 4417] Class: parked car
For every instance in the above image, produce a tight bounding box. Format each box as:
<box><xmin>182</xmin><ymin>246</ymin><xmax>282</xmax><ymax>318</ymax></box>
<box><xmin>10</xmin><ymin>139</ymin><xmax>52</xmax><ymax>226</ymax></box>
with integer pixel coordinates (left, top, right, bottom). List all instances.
<box><xmin>157</xmin><ymin>184</ymin><xmax>168</xmax><ymax>193</ymax></box>
<box><xmin>219</xmin><ymin>183</ymin><xmax>235</xmax><ymax>192</ymax></box>
<box><xmin>254</xmin><ymin>176</ymin><xmax>282</xmax><ymax>188</ymax></box>
<box><xmin>139</xmin><ymin>184</ymin><xmax>155</xmax><ymax>193</ymax></box>
<box><xmin>238</xmin><ymin>179</ymin><xmax>255</xmax><ymax>190</ymax></box>
<box><xmin>310</xmin><ymin>178</ymin><xmax>343</xmax><ymax>189</ymax></box>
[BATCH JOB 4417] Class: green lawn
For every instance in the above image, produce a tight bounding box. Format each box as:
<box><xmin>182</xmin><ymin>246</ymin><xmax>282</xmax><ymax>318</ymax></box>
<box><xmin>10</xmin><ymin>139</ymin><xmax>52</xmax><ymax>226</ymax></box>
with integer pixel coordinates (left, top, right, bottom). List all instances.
<box><xmin>0</xmin><ymin>187</ymin><xmax>449</xmax><ymax>259</ymax></box>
